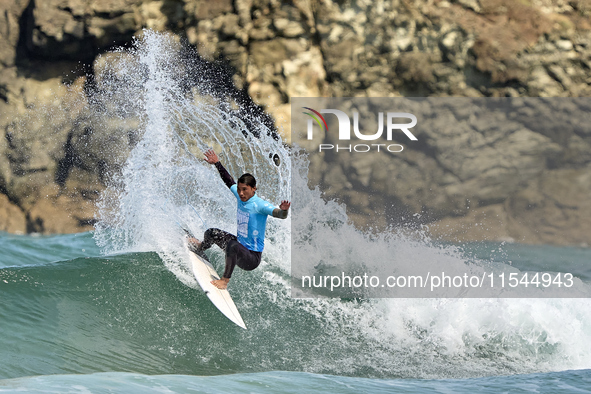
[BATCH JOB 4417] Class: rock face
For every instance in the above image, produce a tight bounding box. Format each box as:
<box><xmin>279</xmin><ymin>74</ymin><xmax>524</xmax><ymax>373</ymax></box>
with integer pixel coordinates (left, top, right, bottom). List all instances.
<box><xmin>296</xmin><ymin>97</ymin><xmax>591</xmax><ymax>246</ymax></box>
<box><xmin>0</xmin><ymin>0</ymin><xmax>590</xmax><ymax>245</ymax></box>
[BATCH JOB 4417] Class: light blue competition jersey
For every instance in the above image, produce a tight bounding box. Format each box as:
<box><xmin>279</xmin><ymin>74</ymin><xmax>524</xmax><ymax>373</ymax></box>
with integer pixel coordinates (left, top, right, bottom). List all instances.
<box><xmin>230</xmin><ymin>184</ymin><xmax>276</xmax><ymax>252</ymax></box>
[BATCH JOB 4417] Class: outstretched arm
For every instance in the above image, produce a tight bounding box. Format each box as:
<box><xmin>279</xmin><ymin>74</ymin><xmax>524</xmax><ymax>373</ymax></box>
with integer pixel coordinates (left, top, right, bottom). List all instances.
<box><xmin>204</xmin><ymin>149</ymin><xmax>235</xmax><ymax>188</ymax></box>
<box><xmin>272</xmin><ymin>200</ymin><xmax>291</xmax><ymax>219</ymax></box>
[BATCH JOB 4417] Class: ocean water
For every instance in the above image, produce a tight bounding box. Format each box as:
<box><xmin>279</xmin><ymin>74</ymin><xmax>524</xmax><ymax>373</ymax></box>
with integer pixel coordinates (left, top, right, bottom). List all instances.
<box><xmin>1</xmin><ymin>233</ymin><xmax>591</xmax><ymax>392</ymax></box>
<box><xmin>2</xmin><ymin>30</ymin><xmax>591</xmax><ymax>392</ymax></box>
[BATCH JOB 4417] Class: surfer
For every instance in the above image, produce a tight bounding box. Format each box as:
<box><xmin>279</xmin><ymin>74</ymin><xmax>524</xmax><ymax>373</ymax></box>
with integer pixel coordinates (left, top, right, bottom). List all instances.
<box><xmin>188</xmin><ymin>149</ymin><xmax>290</xmax><ymax>290</ymax></box>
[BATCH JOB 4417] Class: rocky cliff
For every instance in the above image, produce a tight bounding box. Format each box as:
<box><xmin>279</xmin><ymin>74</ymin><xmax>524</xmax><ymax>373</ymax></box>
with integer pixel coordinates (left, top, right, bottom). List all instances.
<box><xmin>0</xmin><ymin>0</ymin><xmax>590</xmax><ymax>245</ymax></box>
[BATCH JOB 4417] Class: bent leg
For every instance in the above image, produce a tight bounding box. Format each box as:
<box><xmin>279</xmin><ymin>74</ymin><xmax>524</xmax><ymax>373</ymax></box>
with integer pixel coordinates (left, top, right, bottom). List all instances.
<box><xmin>196</xmin><ymin>228</ymin><xmax>236</xmax><ymax>252</ymax></box>
<box><xmin>222</xmin><ymin>240</ymin><xmax>262</xmax><ymax>279</ymax></box>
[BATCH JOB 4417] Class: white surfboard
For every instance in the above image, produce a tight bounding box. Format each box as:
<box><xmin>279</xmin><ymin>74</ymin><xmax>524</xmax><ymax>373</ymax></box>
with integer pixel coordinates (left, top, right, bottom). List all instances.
<box><xmin>186</xmin><ymin>244</ymin><xmax>247</xmax><ymax>329</ymax></box>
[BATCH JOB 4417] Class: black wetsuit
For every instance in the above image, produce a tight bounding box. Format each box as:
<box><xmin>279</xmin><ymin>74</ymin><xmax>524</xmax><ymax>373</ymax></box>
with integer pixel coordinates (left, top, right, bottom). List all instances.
<box><xmin>195</xmin><ymin>162</ymin><xmax>262</xmax><ymax>279</ymax></box>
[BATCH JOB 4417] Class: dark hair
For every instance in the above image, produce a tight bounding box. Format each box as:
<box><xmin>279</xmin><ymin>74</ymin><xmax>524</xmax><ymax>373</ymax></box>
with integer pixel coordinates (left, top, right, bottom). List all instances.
<box><xmin>238</xmin><ymin>173</ymin><xmax>256</xmax><ymax>188</ymax></box>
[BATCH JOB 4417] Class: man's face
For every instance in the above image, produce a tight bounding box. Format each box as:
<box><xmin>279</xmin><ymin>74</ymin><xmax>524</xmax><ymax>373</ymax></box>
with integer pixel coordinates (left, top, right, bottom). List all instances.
<box><xmin>237</xmin><ymin>182</ymin><xmax>256</xmax><ymax>201</ymax></box>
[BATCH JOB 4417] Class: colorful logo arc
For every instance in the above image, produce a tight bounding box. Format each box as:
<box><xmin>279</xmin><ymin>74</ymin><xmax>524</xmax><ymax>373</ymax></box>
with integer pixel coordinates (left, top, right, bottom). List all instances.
<box><xmin>302</xmin><ymin>107</ymin><xmax>328</xmax><ymax>133</ymax></box>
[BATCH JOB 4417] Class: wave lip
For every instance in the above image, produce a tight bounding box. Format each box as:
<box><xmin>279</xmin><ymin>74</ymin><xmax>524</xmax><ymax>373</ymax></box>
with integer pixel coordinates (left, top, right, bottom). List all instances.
<box><xmin>0</xmin><ymin>232</ymin><xmax>100</xmax><ymax>268</ymax></box>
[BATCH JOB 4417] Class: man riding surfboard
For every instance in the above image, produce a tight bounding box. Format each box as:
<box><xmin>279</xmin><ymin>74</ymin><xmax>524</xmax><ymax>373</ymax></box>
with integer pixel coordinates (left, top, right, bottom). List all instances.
<box><xmin>188</xmin><ymin>149</ymin><xmax>290</xmax><ymax>290</ymax></box>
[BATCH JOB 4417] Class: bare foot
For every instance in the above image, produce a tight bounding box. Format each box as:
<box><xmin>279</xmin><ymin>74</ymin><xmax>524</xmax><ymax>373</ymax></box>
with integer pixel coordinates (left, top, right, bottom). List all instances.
<box><xmin>211</xmin><ymin>277</ymin><xmax>230</xmax><ymax>290</ymax></box>
<box><xmin>187</xmin><ymin>237</ymin><xmax>201</xmax><ymax>253</ymax></box>
<box><xmin>188</xmin><ymin>237</ymin><xmax>201</xmax><ymax>246</ymax></box>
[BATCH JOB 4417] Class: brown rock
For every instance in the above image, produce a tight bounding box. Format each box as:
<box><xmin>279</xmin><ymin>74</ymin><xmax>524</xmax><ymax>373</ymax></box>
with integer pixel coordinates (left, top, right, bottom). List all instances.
<box><xmin>187</xmin><ymin>0</ymin><xmax>233</xmax><ymax>20</ymax></box>
<box><xmin>27</xmin><ymin>194</ymin><xmax>96</xmax><ymax>234</ymax></box>
<box><xmin>0</xmin><ymin>0</ymin><xmax>29</xmax><ymax>67</ymax></box>
<box><xmin>507</xmin><ymin>168</ymin><xmax>591</xmax><ymax>246</ymax></box>
<box><xmin>0</xmin><ymin>193</ymin><xmax>26</xmax><ymax>234</ymax></box>
<box><xmin>0</xmin><ymin>0</ymin><xmax>590</xmax><ymax>246</ymax></box>
<box><xmin>428</xmin><ymin>204</ymin><xmax>514</xmax><ymax>243</ymax></box>
<box><xmin>250</xmin><ymin>40</ymin><xmax>290</xmax><ymax>67</ymax></box>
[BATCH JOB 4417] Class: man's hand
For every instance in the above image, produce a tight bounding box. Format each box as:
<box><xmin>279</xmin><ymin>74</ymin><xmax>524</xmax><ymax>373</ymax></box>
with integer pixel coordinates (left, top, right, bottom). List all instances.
<box><xmin>279</xmin><ymin>200</ymin><xmax>291</xmax><ymax>210</ymax></box>
<box><xmin>273</xmin><ymin>201</ymin><xmax>291</xmax><ymax>219</ymax></box>
<box><xmin>204</xmin><ymin>149</ymin><xmax>219</xmax><ymax>164</ymax></box>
